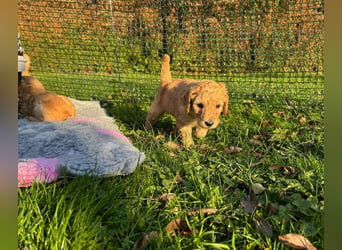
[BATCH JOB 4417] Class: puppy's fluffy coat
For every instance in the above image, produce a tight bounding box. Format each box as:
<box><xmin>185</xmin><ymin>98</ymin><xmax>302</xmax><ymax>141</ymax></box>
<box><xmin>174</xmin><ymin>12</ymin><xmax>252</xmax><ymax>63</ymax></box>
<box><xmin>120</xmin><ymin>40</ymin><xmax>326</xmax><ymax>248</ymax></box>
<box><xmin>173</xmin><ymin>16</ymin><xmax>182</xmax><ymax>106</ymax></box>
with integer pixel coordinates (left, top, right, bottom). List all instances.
<box><xmin>18</xmin><ymin>54</ymin><xmax>76</xmax><ymax>121</ymax></box>
<box><xmin>145</xmin><ymin>54</ymin><xmax>229</xmax><ymax>147</ymax></box>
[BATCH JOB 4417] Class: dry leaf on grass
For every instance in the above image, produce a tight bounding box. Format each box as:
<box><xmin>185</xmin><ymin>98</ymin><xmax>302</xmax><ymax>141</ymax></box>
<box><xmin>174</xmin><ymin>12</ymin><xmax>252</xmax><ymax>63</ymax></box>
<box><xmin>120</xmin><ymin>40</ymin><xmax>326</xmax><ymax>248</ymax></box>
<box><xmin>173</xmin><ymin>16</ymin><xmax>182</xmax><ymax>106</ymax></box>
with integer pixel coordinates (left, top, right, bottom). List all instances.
<box><xmin>278</xmin><ymin>233</ymin><xmax>317</xmax><ymax>250</ymax></box>
<box><xmin>251</xmin><ymin>183</ymin><xmax>266</xmax><ymax>194</ymax></box>
<box><xmin>253</xmin><ymin>217</ymin><xmax>273</xmax><ymax>238</ymax></box>
<box><xmin>164</xmin><ymin>218</ymin><xmax>191</xmax><ymax>236</ymax></box>
<box><xmin>223</xmin><ymin>146</ymin><xmax>243</xmax><ymax>154</ymax></box>
<box><xmin>199</xmin><ymin>144</ymin><xmax>217</xmax><ymax>151</ymax></box>
<box><xmin>249</xmin><ymin>138</ymin><xmax>263</xmax><ymax>145</ymax></box>
<box><xmin>159</xmin><ymin>193</ymin><xmax>176</xmax><ymax>207</ymax></box>
<box><xmin>240</xmin><ymin>192</ymin><xmax>259</xmax><ymax>213</ymax></box>
<box><xmin>159</xmin><ymin>193</ymin><xmax>176</xmax><ymax>201</ymax></box>
<box><xmin>266</xmin><ymin>202</ymin><xmax>277</xmax><ymax>215</ymax></box>
<box><xmin>243</xmin><ymin>100</ymin><xmax>254</xmax><ymax>104</ymax></box>
<box><xmin>251</xmin><ymin>159</ymin><xmax>265</xmax><ymax>167</ymax></box>
<box><xmin>249</xmin><ymin>135</ymin><xmax>268</xmax><ymax>145</ymax></box>
<box><xmin>243</xmin><ymin>100</ymin><xmax>255</xmax><ymax>107</ymax></box>
<box><xmin>166</xmin><ymin>141</ymin><xmax>181</xmax><ymax>150</ymax></box>
<box><xmin>261</xmin><ymin>120</ymin><xmax>275</xmax><ymax>128</ymax></box>
<box><xmin>252</xmin><ymin>135</ymin><xmax>267</xmax><ymax>140</ymax></box>
<box><xmin>175</xmin><ymin>175</ymin><xmax>185</xmax><ymax>183</ymax></box>
<box><xmin>187</xmin><ymin>208</ymin><xmax>218</xmax><ymax>215</ymax></box>
<box><xmin>251</xmin><ymin>151</ymin><xmax>263</xmax><ymax>157</ymax></box>
<box><xmin>154</xmin><ymin>134</ymin><xmax>165</xmax><ymax>140</ymax></box>
<box><xmin>132</xmin><ymin>231</ymin><xmax>159</xmax><ymax>250</ymax></box>
<box><xmin>273</xmin><ymin>111</ymin><xmax>286</xmax><ymax>116</ymax></box>
<box><xmin>269</xmin><ymin>165</ymin><xmax>296</xmax><ymax>174</ymax></box>
<box><xmin>299</xmin><ymin>117</ymin><xmax>307</xmax><ymax>125</ymax></box>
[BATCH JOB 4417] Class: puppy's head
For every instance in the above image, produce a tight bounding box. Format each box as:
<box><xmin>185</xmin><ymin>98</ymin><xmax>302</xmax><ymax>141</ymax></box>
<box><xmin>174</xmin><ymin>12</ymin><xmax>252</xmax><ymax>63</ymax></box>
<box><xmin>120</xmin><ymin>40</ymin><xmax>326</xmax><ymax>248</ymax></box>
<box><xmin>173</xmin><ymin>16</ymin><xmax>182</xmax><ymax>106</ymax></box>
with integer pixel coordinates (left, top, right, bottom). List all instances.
<box><xmin>18</xmin><ymin>76</ymin><xmax>45</xmax><ymax>96</ymax></box>
<box><xmin>185</xmin><ymin>81</ymin><xmax>229</xmax><ymax>129</ymax></box>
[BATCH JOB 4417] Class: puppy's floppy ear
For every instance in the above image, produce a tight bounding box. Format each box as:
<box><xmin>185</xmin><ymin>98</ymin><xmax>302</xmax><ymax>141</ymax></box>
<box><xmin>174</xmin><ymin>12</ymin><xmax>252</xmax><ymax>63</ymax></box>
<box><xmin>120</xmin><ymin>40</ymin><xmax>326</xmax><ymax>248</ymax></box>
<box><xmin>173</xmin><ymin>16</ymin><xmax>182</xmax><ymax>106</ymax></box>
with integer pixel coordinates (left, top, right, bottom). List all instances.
<box><xmin>183</xmin><ymin>87</ymin><xmax>198</xmax><ymax>114</ymax></box>
<box><xmin>218</xmin><ymin>82</ymin><xmax>229</xmax><ymax>115</ymax></box>
<box><xmin>222</xmin><ymin>93</ymin><xmax>229</xmax><ymax>115</ymax></box>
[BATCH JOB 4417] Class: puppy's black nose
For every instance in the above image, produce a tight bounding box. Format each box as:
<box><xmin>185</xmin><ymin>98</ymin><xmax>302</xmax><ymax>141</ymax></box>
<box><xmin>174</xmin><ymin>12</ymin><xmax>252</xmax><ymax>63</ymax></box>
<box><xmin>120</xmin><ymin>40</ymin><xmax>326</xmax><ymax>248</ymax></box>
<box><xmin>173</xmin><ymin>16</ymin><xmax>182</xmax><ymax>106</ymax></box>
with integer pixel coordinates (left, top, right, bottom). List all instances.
<box><xmin>205</xmin><ymin>121</ymin><xmax>214</xmax><ymax>127</ymax></box>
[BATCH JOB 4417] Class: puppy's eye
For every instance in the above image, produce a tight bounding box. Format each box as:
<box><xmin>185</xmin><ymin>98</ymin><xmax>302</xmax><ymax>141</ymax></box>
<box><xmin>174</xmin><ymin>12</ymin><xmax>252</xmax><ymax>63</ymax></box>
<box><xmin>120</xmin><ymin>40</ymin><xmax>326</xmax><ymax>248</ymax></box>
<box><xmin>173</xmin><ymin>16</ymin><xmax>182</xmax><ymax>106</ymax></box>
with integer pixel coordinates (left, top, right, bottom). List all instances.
<box><xmin>216</xmin><ymin>104</ymin><xmax>221</xmax><ymax>109</ymax></box>
<box><xmin>197</xmin><ymin>103</ymin><xmax>204</xmax><ymax>109</ymax></box>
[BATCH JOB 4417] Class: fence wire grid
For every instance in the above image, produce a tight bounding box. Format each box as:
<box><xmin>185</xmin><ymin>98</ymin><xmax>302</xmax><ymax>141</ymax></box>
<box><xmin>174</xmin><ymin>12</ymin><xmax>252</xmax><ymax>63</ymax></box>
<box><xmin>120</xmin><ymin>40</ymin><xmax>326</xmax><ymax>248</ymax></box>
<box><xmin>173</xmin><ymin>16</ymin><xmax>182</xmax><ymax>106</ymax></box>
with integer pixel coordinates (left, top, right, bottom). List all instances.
<box><xmin>18</xmin><ymin>0</ymin><xmax>324</xmax><ymax>108</ymax></box>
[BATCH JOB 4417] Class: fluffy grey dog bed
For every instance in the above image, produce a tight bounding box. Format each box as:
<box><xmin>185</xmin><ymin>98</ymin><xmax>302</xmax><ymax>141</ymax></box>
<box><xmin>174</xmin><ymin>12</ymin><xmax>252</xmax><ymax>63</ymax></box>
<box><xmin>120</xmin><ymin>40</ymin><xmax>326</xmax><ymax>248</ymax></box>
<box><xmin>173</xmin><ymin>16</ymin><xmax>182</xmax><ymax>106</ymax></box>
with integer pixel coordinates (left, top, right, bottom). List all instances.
<box><xmin>18</xmin><ymin>98</ymin><xmax>146</xmax><ymax>177</ymax></box>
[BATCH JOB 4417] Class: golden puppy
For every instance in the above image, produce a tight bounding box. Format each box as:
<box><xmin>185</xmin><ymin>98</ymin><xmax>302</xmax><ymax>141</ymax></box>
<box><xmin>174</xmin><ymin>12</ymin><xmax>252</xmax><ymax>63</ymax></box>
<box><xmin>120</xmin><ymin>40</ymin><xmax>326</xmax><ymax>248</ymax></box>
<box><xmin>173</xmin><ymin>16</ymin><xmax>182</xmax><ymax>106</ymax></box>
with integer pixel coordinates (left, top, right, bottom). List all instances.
<box><xmin>145</xmin><ymin>54</ymin><xmax>229</xmax><ymax>147</ymax></box>
<box><xmin>18</xmin><ymin>76</ymin><xmax>76</xmax><ymax>121</ymax></box>
<box><xmin>18</xmin><ymin>55</ymin><xmax>76</xmax><ymax>121</ymax></box>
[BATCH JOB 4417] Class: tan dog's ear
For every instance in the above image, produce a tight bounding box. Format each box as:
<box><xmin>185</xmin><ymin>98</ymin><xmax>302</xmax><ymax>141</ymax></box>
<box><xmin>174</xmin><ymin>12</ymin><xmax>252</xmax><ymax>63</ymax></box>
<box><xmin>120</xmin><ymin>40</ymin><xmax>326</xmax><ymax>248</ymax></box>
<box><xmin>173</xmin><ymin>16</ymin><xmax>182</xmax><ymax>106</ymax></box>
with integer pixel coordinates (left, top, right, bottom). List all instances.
<box><xmin>222</xmin><ymin>94</ymin><xmax>229</xmax><ymax>115</ymax></box>
<box><xmin>218</xmin><ymin>83</ymin><xmax>229</xmax><ymax>115</ymax></box>
<box><xmin>183</xmin><ymin>87</ymin><xmax>198</xmax><ymax>114</ymax></box>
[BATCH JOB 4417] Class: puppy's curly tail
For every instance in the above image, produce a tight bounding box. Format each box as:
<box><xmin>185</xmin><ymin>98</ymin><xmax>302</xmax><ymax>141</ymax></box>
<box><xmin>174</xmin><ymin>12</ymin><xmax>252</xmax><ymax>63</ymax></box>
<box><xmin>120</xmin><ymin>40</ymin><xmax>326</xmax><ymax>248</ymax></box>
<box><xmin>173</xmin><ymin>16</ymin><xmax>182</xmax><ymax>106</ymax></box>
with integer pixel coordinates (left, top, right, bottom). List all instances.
<box><xmin>160</xmin><ymin>54</ymin><xmax>172</xmax><ymax>85</ymax></box>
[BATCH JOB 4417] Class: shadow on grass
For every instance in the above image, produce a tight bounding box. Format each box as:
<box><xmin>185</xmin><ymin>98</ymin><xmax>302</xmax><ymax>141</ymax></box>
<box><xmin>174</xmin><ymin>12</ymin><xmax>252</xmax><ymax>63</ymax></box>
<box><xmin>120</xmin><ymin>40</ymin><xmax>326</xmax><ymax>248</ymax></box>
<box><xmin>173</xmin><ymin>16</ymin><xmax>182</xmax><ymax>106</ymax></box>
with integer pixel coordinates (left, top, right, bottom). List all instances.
<box><xmin>99</xmin><ymin>100</ymin><xmax>147</xmax><ymax>130</ymax></box>
<box><xmin>99</xmin><ymin>97</ymin><xmax>178</xmax><ymax>141</ymax></box>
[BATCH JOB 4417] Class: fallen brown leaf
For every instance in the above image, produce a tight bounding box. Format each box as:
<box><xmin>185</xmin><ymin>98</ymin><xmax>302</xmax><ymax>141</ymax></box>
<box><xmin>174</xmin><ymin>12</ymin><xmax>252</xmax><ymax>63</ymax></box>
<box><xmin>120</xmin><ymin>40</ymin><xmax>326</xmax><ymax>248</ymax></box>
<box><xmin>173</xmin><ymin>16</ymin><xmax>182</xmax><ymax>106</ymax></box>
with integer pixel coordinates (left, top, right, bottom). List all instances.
<box><xmin>187</xmin><ymin>208</ymin><xmax>218</xmax><ymax>215</ymax></box>
<box><xmin>240</xmin><ymin>192</ymin><xmax>259</xmax><ymax>213</ymax></box>
<box><xmin>290</xmin><ymin>132</ymin><xmax>299</xmax><ymax>138</ymax></box>
<box><xmin>154</xmin><ymin>134</ymin><xmax>165</xmax><ymax>140</ymax></box>
<box><xmin>159</xmin><ymin>193</ymin><xmax>176</xmax><ymax>200</ymax></box>
<box><xmin>132</xmin><ymin>231</ymin><xmax>159</xmax><ymax>250</ymax></box>
<box><xmin>223</xmin><ymin>146</ymin><xmax>243</xmax><ymax>154</ymax></box>
<box><xmin>269</xmin><ymin>165</ymin><xmax>296</xmax><ymax>174</ymax></box>
<box><xmin>251</xmin><ymin>151</ymin><xmax>263</xmax><ymax>157</ymax></box>
<box><xmin>278</xmin><ymin>233</ymin><xmax>317</xmax><ymax>250</ymax></box>
<box><xmin>164</xmin><ymin>218</ymin><xmax>191</xmax><ymax>236</ymax></box>
<box><xmin>273</xmin><ymin>111</ymin><xmax>286</xmax><ymax>116</ymax></box>
<box><xmin>251</xmin><ymin>183</ymin><xmax>266</xmax><ymax>194</ymax></box>
<box><xmin>249</xmin><ymin>138</ymin><xmax>262</xmax><ymax>145</ymax></box>
<box><xmin>252</xmin><ymin>134</ymin><xmax>267</xmax><ymax>140</ymax></box>
<box><xmin>242</xmin><ymin>100</ymin><xmax>255</xmax><ymax>108</ymax></box>
<box><xmin>243</xmin><ymin>100</ymin><xmax>254</xmax><ymax>104</ymax></box>
<box><xmin>253</xmin><ymin>217</ymin><xmax>273</xmax><ymax>238</ymax></box>
<box><xmin>251</xmin><ymin>159</ymin><xmax>265</xmax><ymax>167</ymax></box>
<box><xmin>175</xmin><ymin>175</ymin><xmax>185</xmax><ymax>183</ymax></box>
<box><xmin>199</xmin><ymin>144</ymin><xmax>217</xmax><ymax>151</ymax></box>
<box><xmin>261</xmin><ymin>120</ymin><xmax>275</xmax><ymax>128</ymax></box>
<box><xmin>166</xmin><ymin>141</ymin><xmax>180</xmax><ymax>150</ymax></box>
<box><xmin>266</xmin><ymin>202</ymin><xmax>277</xmax><ymax>215</ymax></box>
<box><xmin>159</xmin><ymin>193</ymin><xmax>176</xmax><ymax>207</ymax></box>
<box><xmin>299</xmin><ymin>117</ymin><xmax>307</xmax><ymax>125</ymax></box>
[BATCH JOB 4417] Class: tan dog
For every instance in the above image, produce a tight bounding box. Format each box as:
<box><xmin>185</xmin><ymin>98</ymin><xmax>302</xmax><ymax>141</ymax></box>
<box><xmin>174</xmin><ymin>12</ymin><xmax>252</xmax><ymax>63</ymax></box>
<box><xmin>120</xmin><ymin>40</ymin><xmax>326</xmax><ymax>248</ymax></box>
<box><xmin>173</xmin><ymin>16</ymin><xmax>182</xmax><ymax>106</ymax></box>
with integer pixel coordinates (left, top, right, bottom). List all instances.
<box><xmin>145</xmin><ymin>54</ymin><xmax>229</xmax><ymax>147</ymax></box>
<box><xmin>18</xmin><ymin>55</ymin><xmax>76</xmax><ymax>121</ymax></box>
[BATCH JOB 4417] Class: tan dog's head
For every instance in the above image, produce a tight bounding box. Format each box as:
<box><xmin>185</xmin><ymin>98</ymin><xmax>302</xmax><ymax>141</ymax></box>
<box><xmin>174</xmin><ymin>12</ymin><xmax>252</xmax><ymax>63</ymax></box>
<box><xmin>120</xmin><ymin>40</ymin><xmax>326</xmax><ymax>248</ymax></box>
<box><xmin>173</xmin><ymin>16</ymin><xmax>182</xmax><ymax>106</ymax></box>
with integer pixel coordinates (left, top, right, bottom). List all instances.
<box><xmin>185</xmin><ymin>80</ymin><xmax>229</xmax><ymax>129</ymax></box>
<box><xmin>18</xmin><ymin>76</ymin><xmax>46</xmax><ymax>96</ymax></box>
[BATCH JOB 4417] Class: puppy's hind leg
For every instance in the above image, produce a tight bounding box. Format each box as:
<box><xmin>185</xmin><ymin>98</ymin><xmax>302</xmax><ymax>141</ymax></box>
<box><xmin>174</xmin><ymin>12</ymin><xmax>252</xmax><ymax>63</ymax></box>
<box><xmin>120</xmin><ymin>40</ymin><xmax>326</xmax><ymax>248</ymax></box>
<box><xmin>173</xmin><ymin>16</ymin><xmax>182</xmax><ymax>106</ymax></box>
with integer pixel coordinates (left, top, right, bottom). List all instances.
<box><xmin>145</xmin><ymin>102</ymin><xmax>165</xmax><ymax>129</ymax></box>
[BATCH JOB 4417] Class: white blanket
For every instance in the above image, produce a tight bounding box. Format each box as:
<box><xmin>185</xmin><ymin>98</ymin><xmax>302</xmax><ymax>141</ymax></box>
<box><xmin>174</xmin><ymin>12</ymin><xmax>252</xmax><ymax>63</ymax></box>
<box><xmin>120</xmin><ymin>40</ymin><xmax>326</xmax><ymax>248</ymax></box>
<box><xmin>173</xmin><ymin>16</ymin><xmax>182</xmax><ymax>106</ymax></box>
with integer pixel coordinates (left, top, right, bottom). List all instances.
<box><xmin>18</xmin><ymin>98</ymin><xmax>145</xmax><ymax>177</ymax></box>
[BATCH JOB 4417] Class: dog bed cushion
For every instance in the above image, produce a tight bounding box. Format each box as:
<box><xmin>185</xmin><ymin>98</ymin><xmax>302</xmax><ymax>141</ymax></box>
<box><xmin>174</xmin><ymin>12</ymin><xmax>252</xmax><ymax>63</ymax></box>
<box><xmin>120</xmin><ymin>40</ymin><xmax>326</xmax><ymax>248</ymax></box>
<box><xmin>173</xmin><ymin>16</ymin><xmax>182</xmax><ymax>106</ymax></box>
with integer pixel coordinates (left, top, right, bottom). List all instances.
<box><xmin>18</xmin><ymin>98</ymin><xmax>146</xmax><ymax>187</ymax></box>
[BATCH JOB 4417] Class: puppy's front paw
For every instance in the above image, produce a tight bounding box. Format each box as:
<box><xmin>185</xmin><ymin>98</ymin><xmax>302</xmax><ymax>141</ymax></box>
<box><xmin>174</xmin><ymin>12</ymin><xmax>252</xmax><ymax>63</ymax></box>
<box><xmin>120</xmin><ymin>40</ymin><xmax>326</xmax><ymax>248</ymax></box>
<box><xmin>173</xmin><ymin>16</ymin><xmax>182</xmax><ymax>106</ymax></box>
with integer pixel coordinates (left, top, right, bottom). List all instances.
<box><xmin>195</xmin><ymin>127</ymin><xmax>209</xmax><ymax>138</ymax></box>
<box><xmin>179</xmin><ymin>126</ymin><xmax>194</xmax><ymax>148</ymax></box>
<box><xmin>182</xmin><ymin>137</ymin><xmax>194</xmax><ymax>148</ymax></box>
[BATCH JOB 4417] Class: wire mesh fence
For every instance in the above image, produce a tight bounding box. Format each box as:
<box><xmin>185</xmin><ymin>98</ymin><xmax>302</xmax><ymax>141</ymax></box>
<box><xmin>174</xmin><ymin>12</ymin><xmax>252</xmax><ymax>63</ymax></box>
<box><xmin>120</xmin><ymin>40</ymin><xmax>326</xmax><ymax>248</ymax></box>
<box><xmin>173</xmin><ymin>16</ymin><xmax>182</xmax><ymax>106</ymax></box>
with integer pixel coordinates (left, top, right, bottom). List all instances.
<box><xmin>18</xmin><ymin>0</ymin><xmax>324</xmax><ymax>108</ymax></box>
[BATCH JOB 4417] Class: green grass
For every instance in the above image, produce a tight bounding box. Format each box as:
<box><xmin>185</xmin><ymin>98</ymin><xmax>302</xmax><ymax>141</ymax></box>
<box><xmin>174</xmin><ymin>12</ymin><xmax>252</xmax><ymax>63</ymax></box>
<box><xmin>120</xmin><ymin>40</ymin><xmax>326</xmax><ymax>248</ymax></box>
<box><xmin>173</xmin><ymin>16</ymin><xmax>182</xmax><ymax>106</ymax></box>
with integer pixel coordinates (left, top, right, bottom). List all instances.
<box><xmin>18</xmin><ymin>91</ymin><xmax>324</xmax><ymax>249</ymax></box>
<box><xmin>32</xmin><ymin>71</ymin><xmax>323</xmax><ymax>109</ymax></box>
